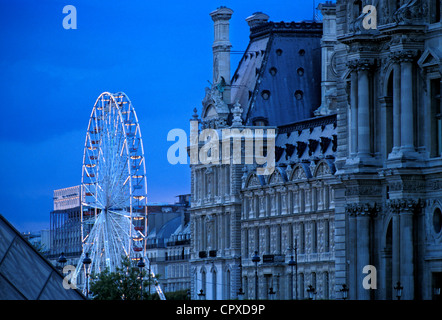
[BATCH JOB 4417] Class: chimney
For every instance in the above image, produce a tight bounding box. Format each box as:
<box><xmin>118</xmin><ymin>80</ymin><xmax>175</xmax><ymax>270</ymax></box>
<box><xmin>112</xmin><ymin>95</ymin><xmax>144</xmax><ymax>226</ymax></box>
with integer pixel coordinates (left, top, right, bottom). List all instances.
<box><xmin>210</xmin><ymin>6</ymin><xmax>233</xmax><ymax>103</ymax></box>
<box><xmin>245</xmin><ymin>12</ymin><xmax>269</xmax><ymax>30</ymax></box>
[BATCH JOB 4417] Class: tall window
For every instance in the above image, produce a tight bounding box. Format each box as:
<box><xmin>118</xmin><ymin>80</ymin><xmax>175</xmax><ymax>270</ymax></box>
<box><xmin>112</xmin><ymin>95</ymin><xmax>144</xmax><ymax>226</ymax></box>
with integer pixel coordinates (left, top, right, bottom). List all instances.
<box><xmin>225</xmin><ymin>214</ymin><xmax>231</xmax><ymax>248</ymax></box>
<box><xmin>244</xmin><ymin>228</ymin><xmax>249</xmax><ymax>258</ymax></box>
<box><xmin>300</xmin><ymin>222</ymin><xmax>305</xmax><ymax>254</ymax></box>
<box><xmin>212</xmin><ymin>269</ymin><xmax>217</xmax><ymax>300</ymax></box>
<box><xmin>265</xmin><ymin>226</ymin><xmax>270</xmax><ymax>254</ymax></box>
<box><xmin>226</xmin><ymin>270</ymin><xmax>231</xmax><ymax>300</ymax></box>
<box><xmin>323</xmin><ymin>272</ymin><xmax>330</xmax><ymax>299</ymax></box>
<box><xmin>430</xmin><ymin>78</ymin><xmax>441</xmax><ymax>157</ymax></box>
<box><xmin>312</xmin><ymin>221</ymin><xmax>318</xmax><ymax>253</ymax></box>
<box><xmin>326</xmin><ymin>220</ymin><xmax>330</xmax><ymax>252</ymax></box>
<box><xmin>201</xmin><ymin>269</ymin><xmax>206</xmax><ymax>296</ymax></box>
<box><xmin>255</xmin><ymin>228</ymin><xmax>260</xmax><ymax>253</ymax></box>
<box><xmin>430</xmin><ymin>0</ymin><xmax>441</xmax><ymax>23</ymax></box>
<box><xmin>276</xmin><ymin>225</ymin><xmax>282</xmax><ymax>254</ymax></box>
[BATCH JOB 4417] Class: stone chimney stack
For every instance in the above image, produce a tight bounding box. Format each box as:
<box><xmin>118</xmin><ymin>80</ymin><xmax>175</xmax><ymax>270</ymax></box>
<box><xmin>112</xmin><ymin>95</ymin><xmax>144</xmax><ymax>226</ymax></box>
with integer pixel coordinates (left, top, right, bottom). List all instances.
<box><xmin>245</xmin><ymin>12</ymin><xmax>269</xmax><ymax>30</ymax></box>
<box><xmin>210</xmin><ymin>6</ymin><xmax>233</xmax><ymax>103</ymax></box>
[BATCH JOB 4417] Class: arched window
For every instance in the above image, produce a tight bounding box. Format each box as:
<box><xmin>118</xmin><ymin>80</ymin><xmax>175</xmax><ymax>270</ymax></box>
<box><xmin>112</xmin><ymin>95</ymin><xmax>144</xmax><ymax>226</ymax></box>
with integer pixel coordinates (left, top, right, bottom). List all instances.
<box><xmin>201</xmin><ymin>269</ymin><xmax>207</xmax><ymax>296</ymax></box>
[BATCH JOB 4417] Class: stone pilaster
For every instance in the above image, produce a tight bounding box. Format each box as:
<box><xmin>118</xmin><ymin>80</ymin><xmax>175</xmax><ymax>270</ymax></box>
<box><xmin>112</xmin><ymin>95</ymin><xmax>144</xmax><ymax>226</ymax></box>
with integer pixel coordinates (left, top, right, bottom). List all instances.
<box><xmin>386</xmin><ymin>198</ymin><xmax>424</xmax><ymax>300</ymax></box>
<box><xmin>346</xmin><ymin>202</ymin><xmax>379</xmax><ymax>300</ymax></box>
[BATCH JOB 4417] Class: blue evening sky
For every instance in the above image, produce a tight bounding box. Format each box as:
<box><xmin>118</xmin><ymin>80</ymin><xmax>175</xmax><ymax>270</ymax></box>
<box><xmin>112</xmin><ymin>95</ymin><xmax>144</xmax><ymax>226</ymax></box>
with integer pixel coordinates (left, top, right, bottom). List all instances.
<box><xmin>0</xmin><ymin>0</ymin><xmax>319</xmax><ymax>232</ymax></box>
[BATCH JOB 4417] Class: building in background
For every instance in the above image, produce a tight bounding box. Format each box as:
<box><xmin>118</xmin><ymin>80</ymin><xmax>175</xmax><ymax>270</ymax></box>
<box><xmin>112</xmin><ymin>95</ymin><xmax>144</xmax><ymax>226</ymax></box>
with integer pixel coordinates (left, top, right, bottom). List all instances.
<box><xmin>145</xmin><ymin>194</ymin><xmax>191</xmax><ymax>294</ymax></box>
<box><xmin>48</xmin><ymin>185</ymin><xmax>82</xmax><ymax>269</ymax></box>
<box><xmin>22</xmin><ymin>230</ymin><xmax>51</xmax><ymax>255</ymax></box>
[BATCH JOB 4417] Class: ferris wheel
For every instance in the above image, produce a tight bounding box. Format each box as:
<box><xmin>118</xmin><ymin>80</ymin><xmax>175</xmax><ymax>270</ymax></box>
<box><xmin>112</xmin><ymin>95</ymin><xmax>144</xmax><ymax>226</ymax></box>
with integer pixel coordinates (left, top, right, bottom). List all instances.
<box><xmin>73</xmin><ymin>92</ymin><xmax>165</xmax><ymax>299</ymax></box>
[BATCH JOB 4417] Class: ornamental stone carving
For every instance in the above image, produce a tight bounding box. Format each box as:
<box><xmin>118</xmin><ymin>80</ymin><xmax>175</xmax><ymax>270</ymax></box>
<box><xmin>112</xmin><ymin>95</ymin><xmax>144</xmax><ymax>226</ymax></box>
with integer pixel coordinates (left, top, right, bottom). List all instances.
<box><xmin>346</xmin><ymin>202</ymin><xmax>380</xmax><ymax>217</ymax></box>
<box><xmin>386</xmin><ymin>198</ymin><xmax>424</xmax><ymax>214</ymax></box>
<box><xmin>392</xmin><ymin>0</ymin><xmax>428</xmax><ymax>25</ymax></box>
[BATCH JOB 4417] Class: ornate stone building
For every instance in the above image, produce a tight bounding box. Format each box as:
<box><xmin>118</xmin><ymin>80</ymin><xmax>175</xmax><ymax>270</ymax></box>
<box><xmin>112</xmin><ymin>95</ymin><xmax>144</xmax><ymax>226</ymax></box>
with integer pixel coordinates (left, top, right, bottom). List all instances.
<box><xmin>189</xmin><ymin>1</ymin><xmax>442</xmax><ymax>300</ymax></box>
<box><xmin>332</xmin><ymin>0</ymin><xmax>442</xmax><ymax>300</ymax></box>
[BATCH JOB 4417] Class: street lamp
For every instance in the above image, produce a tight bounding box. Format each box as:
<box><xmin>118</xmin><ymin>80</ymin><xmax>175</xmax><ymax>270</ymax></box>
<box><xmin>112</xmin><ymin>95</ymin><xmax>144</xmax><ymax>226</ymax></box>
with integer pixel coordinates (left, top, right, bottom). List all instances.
<box><xmin>307</xmin><ymin>285</ymin><xmax>317</xmax><ymax>300</ymax></box>
<box><xmin>288</xmin><ymin>239</ymin><xmax>298</xmax><ymax>300</ymax></box>
<box><xmin>288</xmin><ymin>255</ymin><xmax>297</xmax><ymax>300</ymax></box>
<box><xmin>237</xmin><ymin>288</ymin><xmax>245</xmax><ymax>301</ymax></box>
<box><xmin>58</xmin><ymin>252</ymin><xmax>67</xmax><ymax>271</ymax></box>
<box><xmin>83</xmin><ymin>252</ymin><xmax>92</xmax><ymax>299</ymax></box>
<box><xmin>238</xmin><ymin>259</ymin><xmax>244</xmax><ymax>300</ymax></box>
<box><xmin>148</xmin><ymin>259</ymin><xmax>152</xmax><ymax>299</ymax></box>
<box><xmin>394</xmin><ymin>281</ymin><xmax>403</xmax><ymax>300</ymax></box>
<box><xmin>252</xmin><ymin>251</ymin><xmax>260</xmax><ymax>300</ymax></box>
<box><xmin>340</xmin><ymin>284</ymin><xmax>349</xmax><ymax>300</ymax></box>
<box><xmin>268</xmin><ymin>287</ymin><xmax>276</xmax><ymax>300</ymax></box>
<box><xmin>137</xmin><ymin>256</ymin><xmax>145</xmax><ymax>300</ymax></box>
<box><xmin>198</xmin><ymin>289</ymin><xmax>206</xmax><ymax>300</ymax></box>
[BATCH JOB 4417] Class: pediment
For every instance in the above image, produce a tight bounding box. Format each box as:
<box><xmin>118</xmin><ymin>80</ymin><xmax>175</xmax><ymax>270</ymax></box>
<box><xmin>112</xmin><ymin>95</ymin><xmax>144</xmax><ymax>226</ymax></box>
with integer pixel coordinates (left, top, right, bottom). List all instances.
<box><xmin>418</xmin><ymin>48</ymin><xmax>442</xmax><ymax>69</ymax></box>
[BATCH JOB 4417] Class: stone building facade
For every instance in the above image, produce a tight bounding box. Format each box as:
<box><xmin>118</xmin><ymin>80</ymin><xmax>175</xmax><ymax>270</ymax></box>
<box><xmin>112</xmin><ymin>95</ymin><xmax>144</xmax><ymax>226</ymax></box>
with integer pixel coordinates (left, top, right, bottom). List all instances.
<box><xmin>145</xmin><ymin>195</ymin><xmax>191</xmax><ymax>294</ymax></box>
<box><xmin>332</xmin><ymin>0</ymin><xmax>442</xmax><ymax>300</ymax></box>
<box><xmin>189</xmin><ymin>1</ymin><xmax>442</xmax><ymax>300</ymax></box>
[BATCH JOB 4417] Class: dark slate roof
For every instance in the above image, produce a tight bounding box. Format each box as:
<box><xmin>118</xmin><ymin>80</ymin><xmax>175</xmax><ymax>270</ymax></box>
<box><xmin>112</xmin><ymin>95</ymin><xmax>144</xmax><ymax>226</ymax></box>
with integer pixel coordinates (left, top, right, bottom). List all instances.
<box><xmin>156</xmin><ymin>216</ymin><xmax>181</xmax><ymax>240</ymax></box>
<box><xmin>231</xmin><ymin>21</ymin><xmax>323</xmax><ymax>127</ymax></box>
<box><xmin>0</xmin><ymin>214</ymin><xmax>85</xmax><ymax>300</ymax></box>
<box><xmin>275</xmin><ymin>114</ymin><xmax>337</xmax><ymax>164</ymax></box>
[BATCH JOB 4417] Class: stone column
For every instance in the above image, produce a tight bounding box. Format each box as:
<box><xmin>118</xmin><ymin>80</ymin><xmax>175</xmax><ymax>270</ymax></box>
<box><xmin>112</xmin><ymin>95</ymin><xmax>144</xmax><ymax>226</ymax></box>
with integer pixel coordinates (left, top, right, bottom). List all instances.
<box><xmin>393</xmin><ymin>60</ymin><xmax>401</xmax><ymax>152</ymax></box>
<box><xmin>388</xmin><ymin>198</ymin><xmax>419</xmax><ymax>300</ymax></box>
<box><xmin>350</xmin><ymin>69</ymin><xmax>358</xmax><ymax>157</ymax></box>
<box><xmin>347</xmin><ymin>202</ymin><xmax>378</xmax><ymax>300</ymax></box>
<box><xmin>399</xmin><ymin>199</ymin><xmax>418</xmax><ymax>300</ymax></box>
<box><xmin>392</xmin><ymin>212</ymin><xmax>401</xmax><ymax>298</ymax></box>
<box><xmin>357</xmin><ymin>61</ymin><xmax>372</xmax><ymax>158</ymax></box>
<box><xmin>399</xmin><ymin>52</ymin><xmax>415</xmax><ymax>154</ymax></box>
<box><xmin>356</xmin><ymin>205</ymin><xmax>373</xmax><ymax>300</ymax></box>
<box><xmin>346</xmin><ymin>204</ymin><xmax>358</xmax><ymax>300</ymax></box>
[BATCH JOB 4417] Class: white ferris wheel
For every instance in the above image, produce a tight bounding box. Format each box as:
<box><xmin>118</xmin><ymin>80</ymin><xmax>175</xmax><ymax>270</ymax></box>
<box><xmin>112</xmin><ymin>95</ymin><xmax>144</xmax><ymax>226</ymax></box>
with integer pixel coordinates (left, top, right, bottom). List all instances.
<box><xmin>73</xmin><ymin>92</ymin><xmax>165</xmax><ymax>299</ymax></box>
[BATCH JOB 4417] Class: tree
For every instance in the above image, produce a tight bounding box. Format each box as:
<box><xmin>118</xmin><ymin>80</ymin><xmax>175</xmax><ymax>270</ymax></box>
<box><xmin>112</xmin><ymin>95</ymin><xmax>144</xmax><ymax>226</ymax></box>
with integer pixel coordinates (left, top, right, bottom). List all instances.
<box><xmin>89</xmin><ymin>256</ymin><xmax>158</xmax><ymax>300</ymax></box>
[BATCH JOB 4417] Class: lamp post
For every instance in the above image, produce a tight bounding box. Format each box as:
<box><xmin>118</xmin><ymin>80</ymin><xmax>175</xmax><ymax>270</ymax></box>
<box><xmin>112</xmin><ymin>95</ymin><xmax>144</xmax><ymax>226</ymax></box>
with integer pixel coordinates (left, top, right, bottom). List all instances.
<box><xmin>137</xmin><ymin>256</ymin><xmax>145</xmax><ymax>300</ymax></box>
<box><xmin>58</xmin><ymin>252</ymin><xmax>67</xmax><ymax>272</ymax></box>
<box><xmin>148</xmin><ymin>259</ymin><xmax>152</xmax><ymax>299</ymax></box>
<box><xmin>268</xmin><ymin>287</ymin><xmax>276</xmax><ymax>300</ymax></box>
<box><xmin>238</xmin><ymin>259</ymin><xmax>245</xmax><ymax>300</ymax></box>
<box><xmin>340</xmin><ymin>284</ymin><xmax>349</xmax><ymax>300</ymax></box>
<box><xmin>237</xmin><ymin>288</ymin><xmax>245</xmax><ymax>301</ymax></box>
<box><xmin>198</xmin><ymin>289</ymin><xmax>206</xmax><ymax>300</ymax></box>
<box><xmin>288</xmin><ymin>256</ymin><xmax>295</xmax><ymax>299</ymax></box>
<box><xmin>307</xmin><ymin>285</ymin><xmax>317</xmax><ymax>300</ymax></box>
<box><xmin>252</xmin><ymin>251</ymin><xmax>260</xmax><ymax>300</ymax></box>
<box><xmin>288</xmin><ymin>241</ymin><xmax>298</xmax><ymax>300</ymax></box>
<box><xmin>83</xmin><ymin>252</ymin><xmax>92</xmax><ymax>299</ymax></box>
<box><xmin>394</xmin><ymin>281</ymin><xmax>403</xmax><ymax>300</ymax></box>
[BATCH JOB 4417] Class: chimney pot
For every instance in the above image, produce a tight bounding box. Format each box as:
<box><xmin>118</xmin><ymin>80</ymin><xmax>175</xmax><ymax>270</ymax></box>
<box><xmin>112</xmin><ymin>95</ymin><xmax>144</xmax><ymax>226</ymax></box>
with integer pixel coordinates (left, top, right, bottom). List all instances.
<box><xmin>245</xmin><ymin>12</ymin><xmax>270</xmax><ymax>29</ymax></box>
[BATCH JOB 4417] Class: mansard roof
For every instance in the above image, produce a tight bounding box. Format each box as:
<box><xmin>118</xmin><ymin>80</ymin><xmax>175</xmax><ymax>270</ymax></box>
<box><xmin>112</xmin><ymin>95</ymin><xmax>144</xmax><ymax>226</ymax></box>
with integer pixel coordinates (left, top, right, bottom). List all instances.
<box><xmin>231</xmin><ymin>20</ymin><xmax>323</xmax><ymax>127</ymax></box>
<box><xmin>276</xmin><ymin>113</ymin><xmax>337</xmax><ymax>164</ymax></box>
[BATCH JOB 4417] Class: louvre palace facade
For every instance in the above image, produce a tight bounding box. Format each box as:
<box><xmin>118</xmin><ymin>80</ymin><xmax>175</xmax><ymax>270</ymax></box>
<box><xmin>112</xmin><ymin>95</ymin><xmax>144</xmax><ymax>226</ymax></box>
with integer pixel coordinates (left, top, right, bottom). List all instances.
<box><xmin>189</xmin><ymin>0</ymin><xmax>442</xmax><ymax>300</ymax></box>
